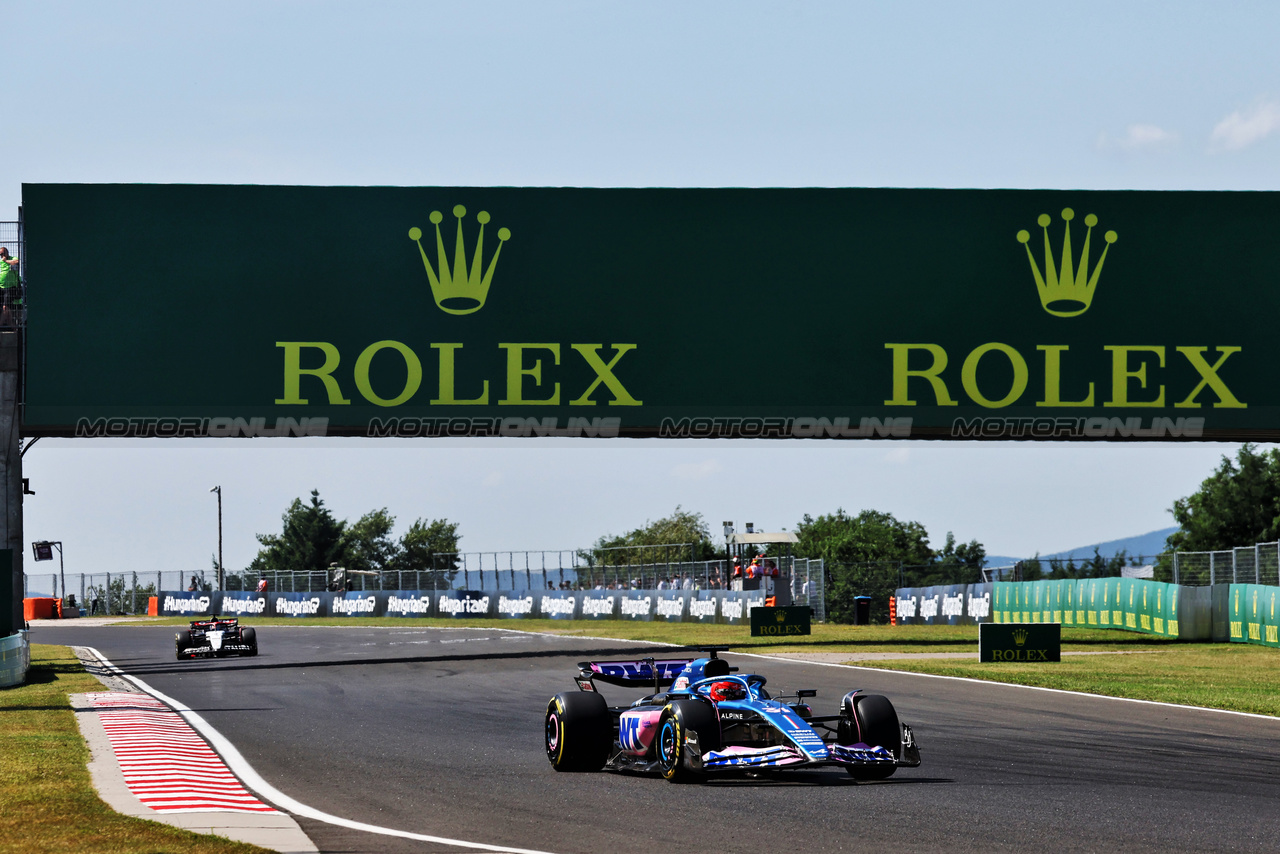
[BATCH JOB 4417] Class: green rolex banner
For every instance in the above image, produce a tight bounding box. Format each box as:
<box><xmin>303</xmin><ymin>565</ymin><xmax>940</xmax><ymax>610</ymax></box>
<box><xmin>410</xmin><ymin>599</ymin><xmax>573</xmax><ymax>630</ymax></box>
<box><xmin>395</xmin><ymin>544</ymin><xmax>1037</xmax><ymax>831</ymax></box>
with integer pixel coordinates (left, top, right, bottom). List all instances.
<box><xmin>1229</xmin><ymin>585</ymin><xmax>1246</xmax><ymax>641</ymax></box>
<box><xmin>993</xmin><ymin>578</ymin><xmax>1182</xmax><ymax>639</ymax></box>
<box><xmin>1231</xmin><ymin>583</ymin><xmax>1269</xmax><ymax>646</ymax></box>
<box><xmin>1224</xmin><ymin>582</ymin><xmax>1280</xmax><ymax>647</ymax></box>
<box><xmin>1264</xmin><ymin>588</ymin><xmax>1274</xmax><ymax>647</ymax></box>
<box><xmin>19</xmin><ymin>183</ymin><xmax>1280</xmax><ymax>440</ymax></box>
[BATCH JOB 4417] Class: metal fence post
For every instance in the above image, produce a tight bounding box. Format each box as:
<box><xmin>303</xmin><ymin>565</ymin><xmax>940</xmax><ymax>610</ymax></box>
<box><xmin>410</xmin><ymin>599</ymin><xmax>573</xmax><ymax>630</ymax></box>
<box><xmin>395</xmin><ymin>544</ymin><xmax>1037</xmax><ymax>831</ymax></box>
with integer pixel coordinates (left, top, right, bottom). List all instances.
<box><xmin>1256</xmin><ymin>544</ymin><xmax>1261</xmax><ymax>584</ymax></box>
<box><xmin>1208</xmin><ymin>552</ymin><xmax>1213</xmax><ymax>585</ymax></box>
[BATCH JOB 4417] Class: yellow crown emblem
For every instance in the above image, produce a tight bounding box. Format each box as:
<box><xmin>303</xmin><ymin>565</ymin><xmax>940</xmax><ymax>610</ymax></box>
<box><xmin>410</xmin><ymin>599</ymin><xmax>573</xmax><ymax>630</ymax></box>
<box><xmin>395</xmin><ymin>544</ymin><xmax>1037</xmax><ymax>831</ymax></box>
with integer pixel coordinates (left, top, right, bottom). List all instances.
<box><xmin>408</xmin><ymin>205</ymin><xmax>511</xmax><ymax>315</ymax></box>
<box><xmin>776</xmin><ymin>610</ymin><xmax>786</xmax><ymax>623</ymax></box>
<box><xmin>1016</xmin><ymin>208</ymin><xmax>1117</xmax><ymax>317</ymax></box>
<box><xmin>1012</xmin><ymin>628</ymin><xmax>1029</xmax><ymax>647</ymax></box>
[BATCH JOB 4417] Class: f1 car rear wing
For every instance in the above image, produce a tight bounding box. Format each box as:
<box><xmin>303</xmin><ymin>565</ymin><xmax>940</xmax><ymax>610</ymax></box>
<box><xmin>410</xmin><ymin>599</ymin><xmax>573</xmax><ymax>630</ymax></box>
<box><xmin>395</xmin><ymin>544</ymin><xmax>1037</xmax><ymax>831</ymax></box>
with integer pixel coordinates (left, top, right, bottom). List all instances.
<box><xmin>577</xmin><ymin>647</ymin><xmax>737</xmax><ymax>691</ymax></box>
<box><xmin>578</xmin><ymin>659</ymin><xmax>693</xmax><ymax>688</ymax></box>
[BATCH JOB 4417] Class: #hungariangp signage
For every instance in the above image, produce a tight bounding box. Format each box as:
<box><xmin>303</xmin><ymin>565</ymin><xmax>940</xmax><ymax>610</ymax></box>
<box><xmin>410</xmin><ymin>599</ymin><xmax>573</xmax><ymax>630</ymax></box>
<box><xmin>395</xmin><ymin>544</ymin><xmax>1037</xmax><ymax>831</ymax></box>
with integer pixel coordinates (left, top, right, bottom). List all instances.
<box><xmin>21</xmin><ymin>184</ymin><xmax>1280</xmax><ymax>440</ymax></box>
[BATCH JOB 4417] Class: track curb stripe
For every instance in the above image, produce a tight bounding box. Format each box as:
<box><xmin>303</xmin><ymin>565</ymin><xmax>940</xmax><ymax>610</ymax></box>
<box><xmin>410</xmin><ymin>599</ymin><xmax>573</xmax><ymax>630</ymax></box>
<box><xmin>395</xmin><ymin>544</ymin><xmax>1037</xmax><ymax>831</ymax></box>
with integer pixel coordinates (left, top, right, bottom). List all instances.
<box><xmin>88</xmin><ymin>691</ymin><xmax>279</xmax><ymax>813</ymax></box>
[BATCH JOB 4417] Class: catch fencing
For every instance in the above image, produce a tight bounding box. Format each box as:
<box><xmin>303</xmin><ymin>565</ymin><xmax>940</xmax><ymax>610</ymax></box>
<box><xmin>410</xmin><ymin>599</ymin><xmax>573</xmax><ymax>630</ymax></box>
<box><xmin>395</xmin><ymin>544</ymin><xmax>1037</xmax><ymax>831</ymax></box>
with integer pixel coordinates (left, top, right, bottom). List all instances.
<box><xmin>1165</xmin><ymin>545</ymin><xmax>1280</xmax><ymax>587</ymax></box>
<box><xmin>22</xmin><ymin>570</ymin><xmax>192</xmax><ymax>616</ymax></box>
<box><xmin>23</xmin><ymin>557</ymin><xmax>826</xmax><ymax>620</ymax></box>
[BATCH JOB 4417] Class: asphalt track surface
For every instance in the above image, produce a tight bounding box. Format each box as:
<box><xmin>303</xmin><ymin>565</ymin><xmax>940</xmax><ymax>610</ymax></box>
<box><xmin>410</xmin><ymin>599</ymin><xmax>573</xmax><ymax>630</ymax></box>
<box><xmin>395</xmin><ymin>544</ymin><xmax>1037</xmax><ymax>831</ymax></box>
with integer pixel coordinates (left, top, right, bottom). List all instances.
<box><xmin>33</xmin><ymin>623</ymin><xmax>1280</xmax><ymax>853</ymax></box>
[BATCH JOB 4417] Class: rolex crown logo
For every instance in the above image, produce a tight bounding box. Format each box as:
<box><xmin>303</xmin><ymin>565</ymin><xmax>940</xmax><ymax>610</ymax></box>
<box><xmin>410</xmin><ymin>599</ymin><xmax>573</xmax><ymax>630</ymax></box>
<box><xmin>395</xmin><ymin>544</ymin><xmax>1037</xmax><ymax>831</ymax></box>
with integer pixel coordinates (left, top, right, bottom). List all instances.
<box><xmin>1012</xmin><ymin>628</ymin><xmax>1029</xmax><ymax>647</ymax></box>
<box><xmin>776</xmin><ymin>611</ymin><xmax>786</xmax><ymax>622</ymax></box>
<box><xmin>1016</xmin><ymin>208</ymin><xmax>1117</xmax><ymax>317</ymax></box>
<box><xmin>408</xmin><ymin>205</ymin><xmax>511</xmax><ymax>315</ymax></box>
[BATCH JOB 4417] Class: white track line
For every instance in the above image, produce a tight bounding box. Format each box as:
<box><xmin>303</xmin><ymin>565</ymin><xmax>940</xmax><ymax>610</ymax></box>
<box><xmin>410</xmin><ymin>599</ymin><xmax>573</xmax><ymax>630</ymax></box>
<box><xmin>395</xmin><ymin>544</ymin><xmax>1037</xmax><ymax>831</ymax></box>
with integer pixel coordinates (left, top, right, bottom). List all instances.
<box><xmin>732</xmin><ymin>649</ymin><xmax>1280</xmax><ymax>723</ymax></box>
<box><xmin>80</xmin><ymin>647</ymin><xmax>561</xmax><ymax>854</ymax></box>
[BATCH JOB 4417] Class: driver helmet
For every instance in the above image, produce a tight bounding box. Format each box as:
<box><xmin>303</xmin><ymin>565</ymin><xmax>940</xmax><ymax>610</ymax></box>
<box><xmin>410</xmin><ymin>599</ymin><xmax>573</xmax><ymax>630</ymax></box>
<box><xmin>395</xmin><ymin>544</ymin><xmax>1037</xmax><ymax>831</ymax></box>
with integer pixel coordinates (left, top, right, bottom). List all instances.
<box><xmin>708</xmin><ymin>681</ymin><xmax>748</xmax><ymax>703</ymax></box>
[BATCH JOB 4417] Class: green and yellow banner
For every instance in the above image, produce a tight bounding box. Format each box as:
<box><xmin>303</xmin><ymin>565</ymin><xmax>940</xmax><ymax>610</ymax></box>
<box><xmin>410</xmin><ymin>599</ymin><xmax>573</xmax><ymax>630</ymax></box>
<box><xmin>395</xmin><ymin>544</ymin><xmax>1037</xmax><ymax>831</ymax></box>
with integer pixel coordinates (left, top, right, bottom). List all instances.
<box><xmin>1229</xmin><ymin>584</ymin><xmax>1280</xmax><ymax>648</ymax></box>
<box><xmin>19</xmin><ymin>183</ymin><xmax>1280</xmax><ymax>439</ymax></box>
<box><xmin>994</xmin><ymin>578</ymin><xmax>1180</xmax><ymax>639</ymax></box>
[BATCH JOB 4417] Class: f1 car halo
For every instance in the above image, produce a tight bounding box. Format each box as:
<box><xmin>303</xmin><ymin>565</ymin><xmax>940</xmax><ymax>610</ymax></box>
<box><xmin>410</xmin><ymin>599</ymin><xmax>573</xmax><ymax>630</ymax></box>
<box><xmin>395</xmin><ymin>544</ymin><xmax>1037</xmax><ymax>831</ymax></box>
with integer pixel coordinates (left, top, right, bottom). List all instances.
<box><xmin>545</xmin><ymin>647</ymin><xmax>920</xmax><ymax>782</ymax></box>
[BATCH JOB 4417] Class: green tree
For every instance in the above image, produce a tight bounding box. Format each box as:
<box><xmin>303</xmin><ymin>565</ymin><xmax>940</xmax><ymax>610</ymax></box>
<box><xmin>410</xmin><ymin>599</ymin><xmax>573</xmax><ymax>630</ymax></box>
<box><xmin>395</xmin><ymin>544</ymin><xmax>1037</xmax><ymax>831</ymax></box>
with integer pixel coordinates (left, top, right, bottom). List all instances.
<box><xmin>393</xmin><ymin>518</ymin><xmax>461</xmax><ymax>588</ymax></box>
<box><xmin>794</xmin><ymin>509</ymin><xmax>984</xmax><ymax>623</ymax></box>
<box><xmin>923</xmin><ymin>531</ymin><xmax>986</xmax><ymax>585</ymax></box>
<box><xmin>794</xmin><ymin>509</ymin><xmax>933</xmax><ymax>624</ymax></box>
<box><xmin>343</xmin><ymin>508</ymin><xmax>399</xmax><ymax>576</ymax></box>
<box><xmin>793</xmin><ymin>509</ymin><xmax>934</xmax><ymax>565</ymax></box>
<box><xmin>248</xmin><ymin>490</ymin><xmax>348</xmax><ymax>580</ymax></box>
<box><xmin>588</xmin><ymin>506</ymin><xmax>715</xmax><ymax>566</ymax></box>
<box><xmin>1167</xmin><ymin>443</ymin><xmax>1280</xmax><ymax>552</ymax></box>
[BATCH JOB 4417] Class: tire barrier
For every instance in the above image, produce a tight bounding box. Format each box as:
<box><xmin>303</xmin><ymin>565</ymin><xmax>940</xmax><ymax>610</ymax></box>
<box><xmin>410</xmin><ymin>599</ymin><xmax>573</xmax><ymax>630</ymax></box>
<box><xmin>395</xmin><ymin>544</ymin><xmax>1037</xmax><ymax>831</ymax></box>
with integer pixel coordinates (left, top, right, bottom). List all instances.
<box><xmin>157</xmin><ymin>589</ymin><xmax>771</xmax><ymax>624</ymax></box>
<box><xmin>0</xmin><ymin>630</ymin><xmax>30</xmax><ymax>688</ymax></box>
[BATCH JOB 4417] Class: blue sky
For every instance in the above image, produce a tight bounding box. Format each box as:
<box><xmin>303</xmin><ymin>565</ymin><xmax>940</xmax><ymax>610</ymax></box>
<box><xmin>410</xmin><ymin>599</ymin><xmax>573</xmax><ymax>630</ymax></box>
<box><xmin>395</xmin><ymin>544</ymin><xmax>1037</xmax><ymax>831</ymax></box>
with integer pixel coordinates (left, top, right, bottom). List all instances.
<box><xmin>5</xmin><ymin>1</ymin><xmax>1279</xmax><ymax>580</ymax></box>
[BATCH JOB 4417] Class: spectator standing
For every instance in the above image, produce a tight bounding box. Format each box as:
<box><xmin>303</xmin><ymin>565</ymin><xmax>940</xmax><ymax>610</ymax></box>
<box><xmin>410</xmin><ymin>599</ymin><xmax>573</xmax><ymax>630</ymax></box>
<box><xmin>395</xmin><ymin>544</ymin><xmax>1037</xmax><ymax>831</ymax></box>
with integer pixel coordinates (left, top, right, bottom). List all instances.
<box><xmin>0</xmin><ymin>247</ymin><xmax>19</xmax><ymax>327</ymax></box>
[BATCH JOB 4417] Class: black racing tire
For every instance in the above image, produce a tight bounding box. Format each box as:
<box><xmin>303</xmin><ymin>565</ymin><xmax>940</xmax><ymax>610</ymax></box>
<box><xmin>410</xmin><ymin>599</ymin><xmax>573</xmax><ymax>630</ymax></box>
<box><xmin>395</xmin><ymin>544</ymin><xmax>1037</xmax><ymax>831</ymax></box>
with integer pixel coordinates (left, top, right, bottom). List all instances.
<box><xmin>175</xmin><ymin>630</ymin><xmax>193</xmax><ymax>660</ymax></box>
<box><xmin>845</xmin><ymin>694</ymin><xmax>901</xmax><ymax>781</ymax></box>
<box><xmin>545</xmin><ymin>692</ymin><xmax>610</xmax><ymax>772</ymax></box>
<box><xmin>241</xmin><ymin>627</ymin><xmax>258</xmax><ymax>656</ymax></box>
<box><xmin>657</xmin><ymin>699</ymin><xmax>720</xmax><ymax>783</ymax></box>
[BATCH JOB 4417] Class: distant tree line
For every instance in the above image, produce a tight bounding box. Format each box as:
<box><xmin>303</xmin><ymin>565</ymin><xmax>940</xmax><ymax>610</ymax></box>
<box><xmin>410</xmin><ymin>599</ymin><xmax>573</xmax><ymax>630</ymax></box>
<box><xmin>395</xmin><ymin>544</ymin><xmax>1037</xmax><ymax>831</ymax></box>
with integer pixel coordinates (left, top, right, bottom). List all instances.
<box><xmin>246</xmin><ymin>490</ymin><xmax>460</xmax><ymax>588</ymax></box>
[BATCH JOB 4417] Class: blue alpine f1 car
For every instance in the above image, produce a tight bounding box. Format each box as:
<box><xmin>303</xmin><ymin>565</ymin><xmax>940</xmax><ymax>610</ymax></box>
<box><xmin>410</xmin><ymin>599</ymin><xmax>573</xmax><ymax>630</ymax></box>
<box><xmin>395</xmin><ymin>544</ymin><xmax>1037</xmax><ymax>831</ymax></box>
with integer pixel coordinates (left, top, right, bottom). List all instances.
<box><xmin>545</xmin><ymin>648</ymin><xmax>920</xmax><ymax>782</ymax></box>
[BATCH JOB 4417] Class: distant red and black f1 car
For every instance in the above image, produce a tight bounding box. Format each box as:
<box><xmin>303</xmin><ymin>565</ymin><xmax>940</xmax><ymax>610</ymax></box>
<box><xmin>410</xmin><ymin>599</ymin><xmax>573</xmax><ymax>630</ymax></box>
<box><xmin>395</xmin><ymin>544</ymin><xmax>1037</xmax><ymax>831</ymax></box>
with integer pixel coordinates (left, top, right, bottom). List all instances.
<box><xmin>545</xmin><ymin>648</ymin><xmax>919</xmax><ymax>782</ymax></box>
<box><xmin>175</xmin><ymin>616</ymin><xmax>258</xmax><ymax>659</ymax></box>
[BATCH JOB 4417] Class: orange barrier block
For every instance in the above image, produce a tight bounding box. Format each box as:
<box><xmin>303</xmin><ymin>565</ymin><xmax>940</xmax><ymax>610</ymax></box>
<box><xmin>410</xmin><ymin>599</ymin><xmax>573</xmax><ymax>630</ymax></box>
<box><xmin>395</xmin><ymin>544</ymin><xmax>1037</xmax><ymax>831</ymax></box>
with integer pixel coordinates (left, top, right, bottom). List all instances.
<box><xmin>23</xmin><ymin>597</ymin><xmax>57</xmax><ymax>620</ymax></box>
<box><xmin>147</xmin><ymin>596</ymin><xmax>158</xmax><ymax>616</ymax></box>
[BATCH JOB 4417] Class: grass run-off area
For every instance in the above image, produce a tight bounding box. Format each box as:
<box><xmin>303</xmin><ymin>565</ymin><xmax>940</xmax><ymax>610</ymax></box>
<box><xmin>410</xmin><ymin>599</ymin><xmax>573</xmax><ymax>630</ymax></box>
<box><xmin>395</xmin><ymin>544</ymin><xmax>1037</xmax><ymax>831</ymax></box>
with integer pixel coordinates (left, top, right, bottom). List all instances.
<box><xmin>120</xmin><ymin>615</ymin><xmax>1280</xmax><ymax>717</ymax></box>
<box><xmin>0</xmin><ymin>644</ymin><xmax>270</xmax><ymax>854</ymax></box>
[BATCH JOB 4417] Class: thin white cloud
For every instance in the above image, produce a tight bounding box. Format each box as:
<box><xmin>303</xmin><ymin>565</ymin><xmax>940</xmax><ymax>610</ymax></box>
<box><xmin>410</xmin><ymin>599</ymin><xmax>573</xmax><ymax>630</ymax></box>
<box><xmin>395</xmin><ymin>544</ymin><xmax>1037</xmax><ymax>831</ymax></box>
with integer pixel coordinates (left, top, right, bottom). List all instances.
<box><xmin>671</xmin><ymin>459</ymin><xmax>723</xmax><ymax>480</ymax></box>
<box><xmin>1210</xmin><ymin>100</ymin><xmax>1280</xmax><ymax>152</ymax></box>
<box><xmin>883</xmin><ymin>447</ymin><xmax>911</xmax><ymax>464</ymax></box>
<box><xmin>1096</xmin><ymin>123</ymin><xmax>1179</xmax><ymax>152</ymax></box>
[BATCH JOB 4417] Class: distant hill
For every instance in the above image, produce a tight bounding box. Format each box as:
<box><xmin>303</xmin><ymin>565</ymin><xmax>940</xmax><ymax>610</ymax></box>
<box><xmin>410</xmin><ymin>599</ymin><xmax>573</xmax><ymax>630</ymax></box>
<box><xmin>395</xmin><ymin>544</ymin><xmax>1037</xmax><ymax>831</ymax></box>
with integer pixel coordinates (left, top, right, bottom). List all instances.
<box><xmin>986</xmin><ymin>526</ymin><xmax>1178</xmax><ymax>567</ymax></box>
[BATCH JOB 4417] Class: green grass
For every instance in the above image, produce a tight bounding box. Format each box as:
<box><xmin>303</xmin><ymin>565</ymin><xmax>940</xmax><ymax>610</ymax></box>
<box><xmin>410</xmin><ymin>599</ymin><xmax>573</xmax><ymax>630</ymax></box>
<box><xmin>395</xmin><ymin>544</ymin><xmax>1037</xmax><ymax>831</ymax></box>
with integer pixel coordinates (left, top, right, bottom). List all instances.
<box><xmin>0</xmin><ymin>644</ymin><xmax>271</xmax><ymax>854</ymax></box>
<box><xmin>96</xmin><ymin>616</ymin><xmax>1280</xmax><ymax>716</ymax></box>
<box><xmin>852</xmin><ymin>644</ymin><xmax>1280</xmax><ymax>717</ymax></box>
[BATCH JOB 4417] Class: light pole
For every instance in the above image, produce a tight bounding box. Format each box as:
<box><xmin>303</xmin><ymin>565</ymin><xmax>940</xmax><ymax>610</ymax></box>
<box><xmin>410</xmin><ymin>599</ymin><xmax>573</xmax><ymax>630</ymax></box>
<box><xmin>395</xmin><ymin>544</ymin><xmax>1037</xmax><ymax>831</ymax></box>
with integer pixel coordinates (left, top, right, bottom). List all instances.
<box><xmin>209</xmin><ymin>486</ymin><xmax>223</xmax><ymax>591</ymax></box>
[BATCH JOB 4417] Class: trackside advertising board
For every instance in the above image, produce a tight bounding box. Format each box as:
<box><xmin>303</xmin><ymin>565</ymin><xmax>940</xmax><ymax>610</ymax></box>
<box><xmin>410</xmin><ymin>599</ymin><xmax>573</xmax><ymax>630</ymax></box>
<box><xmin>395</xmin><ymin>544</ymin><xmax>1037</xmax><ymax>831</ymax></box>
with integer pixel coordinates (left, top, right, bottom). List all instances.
<box><xmin>896</xmin><ymin>579</ymin><xmax>1214</xmax><ymax>640</ymax></box>
<box><xmin>979</xmin><ymin>622</ymin><xmax>1061</xmax><ymax>662</ymax></box>
<box><xmin>21</xmin><ymin>183</ymin><xmax>1280</xmax><ymax>440</ymax></box>
<box><xmin>157</xmin><ymin>589</ymin><xmax>766</xmax><ymax>623</ymax></box>
<box><xmin>1229</xmin><ymin>584</ymin><xmax>1280</xmax><ymax>648</ymax></box>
